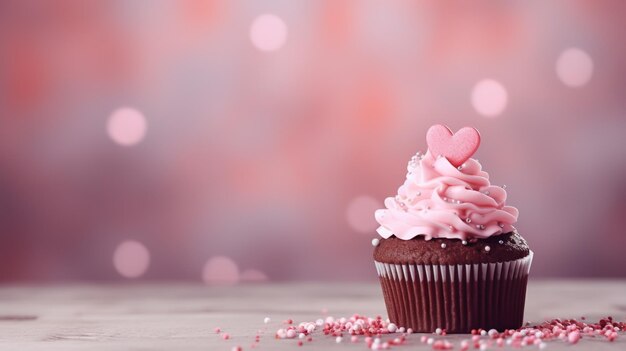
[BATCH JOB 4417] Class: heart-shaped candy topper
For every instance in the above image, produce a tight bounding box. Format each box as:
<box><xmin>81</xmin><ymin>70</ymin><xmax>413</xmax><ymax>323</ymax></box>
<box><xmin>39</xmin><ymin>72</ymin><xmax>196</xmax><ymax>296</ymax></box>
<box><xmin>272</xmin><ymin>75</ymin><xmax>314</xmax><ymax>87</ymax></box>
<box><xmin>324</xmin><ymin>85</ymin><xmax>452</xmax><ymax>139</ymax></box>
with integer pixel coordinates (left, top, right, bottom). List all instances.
<box><xmin>426</xmin><ymin>124</ymin><xmax>481</xmax><ymax>167</ymax></box>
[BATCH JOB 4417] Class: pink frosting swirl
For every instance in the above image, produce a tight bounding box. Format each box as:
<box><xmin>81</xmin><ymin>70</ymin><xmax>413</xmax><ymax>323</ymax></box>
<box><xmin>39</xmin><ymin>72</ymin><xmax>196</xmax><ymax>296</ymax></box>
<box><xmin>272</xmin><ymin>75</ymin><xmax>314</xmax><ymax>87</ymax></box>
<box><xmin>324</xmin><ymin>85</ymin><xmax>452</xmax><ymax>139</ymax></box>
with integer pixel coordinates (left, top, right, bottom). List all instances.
<box><xmin>375</xmin><ymin>151</ymin><xmax>518</xmax><ymax>240</ymax></box>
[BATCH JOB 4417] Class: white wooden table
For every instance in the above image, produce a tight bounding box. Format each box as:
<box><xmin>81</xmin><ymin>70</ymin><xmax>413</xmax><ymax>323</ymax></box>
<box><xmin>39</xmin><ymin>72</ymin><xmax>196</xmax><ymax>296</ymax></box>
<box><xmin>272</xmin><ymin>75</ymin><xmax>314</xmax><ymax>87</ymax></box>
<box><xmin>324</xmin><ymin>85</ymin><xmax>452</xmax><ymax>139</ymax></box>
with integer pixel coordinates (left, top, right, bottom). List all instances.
<box><xmin>0</xmin><ymin>281</ymin><xmax>625</xmax><ymax>350</ymax></box>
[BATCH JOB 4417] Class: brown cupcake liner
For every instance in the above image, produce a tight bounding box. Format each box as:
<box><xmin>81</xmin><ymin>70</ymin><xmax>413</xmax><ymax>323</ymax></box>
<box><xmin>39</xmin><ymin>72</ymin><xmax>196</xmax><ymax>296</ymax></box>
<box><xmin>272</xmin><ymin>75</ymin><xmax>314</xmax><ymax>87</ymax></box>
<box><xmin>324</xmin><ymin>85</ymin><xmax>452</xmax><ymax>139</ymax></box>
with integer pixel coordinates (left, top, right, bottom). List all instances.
<box><xmin>375</xmin><ymin>251</ymin><xmax>533</xmax><ymax>333</ymax></box>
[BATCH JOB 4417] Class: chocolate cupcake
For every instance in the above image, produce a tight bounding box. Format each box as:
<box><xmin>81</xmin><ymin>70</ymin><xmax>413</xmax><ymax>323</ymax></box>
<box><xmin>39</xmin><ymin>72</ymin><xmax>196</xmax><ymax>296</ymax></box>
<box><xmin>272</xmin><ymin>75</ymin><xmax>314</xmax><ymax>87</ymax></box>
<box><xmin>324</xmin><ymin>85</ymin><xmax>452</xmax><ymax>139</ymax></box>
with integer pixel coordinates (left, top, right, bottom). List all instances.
<box><xmin>373</xmin><ymin>125</ymin><xmax>532</xmax><ymax>333</ymax></box>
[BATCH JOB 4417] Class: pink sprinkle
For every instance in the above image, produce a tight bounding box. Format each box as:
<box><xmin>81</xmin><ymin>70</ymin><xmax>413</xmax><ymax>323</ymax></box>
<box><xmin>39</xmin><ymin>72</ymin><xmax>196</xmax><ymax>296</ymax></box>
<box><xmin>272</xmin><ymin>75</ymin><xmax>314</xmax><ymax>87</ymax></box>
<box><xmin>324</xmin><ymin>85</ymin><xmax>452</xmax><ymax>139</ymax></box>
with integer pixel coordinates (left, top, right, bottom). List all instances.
<box><xmin>215</xmin><ymin>327</ymin><xmax>221</xmax><ymax>333</ymax></box>
<box><xmin>568</xmin><ymin>331</ymin><xmax>580</xmax><ymax>344</ymax></box>
<box><xmin>608</xmin><ymin>332</ymin><xmax>617</xmax><ymax>342</ymax></box>
<box><xmin>432</xmin><ymin>340</ymin><xmax>453</xmax><ymax>350</ymax></box>
<box><xmin>420</xmin><ymin>335</ymin><xmax>428</xmax><ymax>343</ymax></box>
<box><xmin>222</xmin><ymin>333</ymin><xmax>230</xmax><ymax>340</ymax></box>
<box><xmin>231</xmin><ymin>347</ymin><xmax>242</xmax><ymax>351</ymax></box>
<box><xmin>297</xmin><ymin>340</ymin><xmax>303</xmax><ymax>346</ymax></box>
<box><xmin>351</xmin><ymin>335</ymin><xmax>359</xmax><ymax>343</ymax></box>
<box><xmin>460</xmin><ymin>340</ymin><xmax>470</xmax><ymax>351</ymax></box>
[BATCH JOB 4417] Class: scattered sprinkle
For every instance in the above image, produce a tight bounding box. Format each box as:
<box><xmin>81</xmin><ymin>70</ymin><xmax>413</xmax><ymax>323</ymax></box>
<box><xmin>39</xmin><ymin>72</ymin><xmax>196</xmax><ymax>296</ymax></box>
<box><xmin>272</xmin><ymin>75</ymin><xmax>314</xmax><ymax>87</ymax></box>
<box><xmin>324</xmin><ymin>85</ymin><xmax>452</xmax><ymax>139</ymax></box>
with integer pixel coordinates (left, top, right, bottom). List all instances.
<box><xmin>272</xmin><ymin>316</ymin><xmax>624</xmax><ymax>349</ymax></box>
<box><xmin>264</xmin><ymin>317</ymin><xmax>271</xmax><ymax>324</ymax></box>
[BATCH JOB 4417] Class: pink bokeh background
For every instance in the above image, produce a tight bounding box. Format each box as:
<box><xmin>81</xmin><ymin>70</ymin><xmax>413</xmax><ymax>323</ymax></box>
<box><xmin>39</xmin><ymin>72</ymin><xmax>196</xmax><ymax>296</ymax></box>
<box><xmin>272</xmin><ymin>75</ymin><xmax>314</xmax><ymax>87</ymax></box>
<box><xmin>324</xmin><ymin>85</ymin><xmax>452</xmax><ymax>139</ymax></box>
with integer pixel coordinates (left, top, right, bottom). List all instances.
<box><xmin>1</xmin><ymin>1</ymin><xmax>625</xmax><ymax>283</ymax></box>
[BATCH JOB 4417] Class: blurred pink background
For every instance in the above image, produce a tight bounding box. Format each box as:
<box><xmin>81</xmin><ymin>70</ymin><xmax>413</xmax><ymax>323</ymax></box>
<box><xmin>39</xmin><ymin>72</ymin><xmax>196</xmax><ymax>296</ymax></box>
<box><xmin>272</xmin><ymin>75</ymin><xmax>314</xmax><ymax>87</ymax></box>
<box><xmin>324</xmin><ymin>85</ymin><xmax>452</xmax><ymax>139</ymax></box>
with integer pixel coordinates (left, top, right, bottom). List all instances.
<box><xmin>1</xmin><ymin>1</ymin><xmax>625</xmax><ymax>283</ymax></box>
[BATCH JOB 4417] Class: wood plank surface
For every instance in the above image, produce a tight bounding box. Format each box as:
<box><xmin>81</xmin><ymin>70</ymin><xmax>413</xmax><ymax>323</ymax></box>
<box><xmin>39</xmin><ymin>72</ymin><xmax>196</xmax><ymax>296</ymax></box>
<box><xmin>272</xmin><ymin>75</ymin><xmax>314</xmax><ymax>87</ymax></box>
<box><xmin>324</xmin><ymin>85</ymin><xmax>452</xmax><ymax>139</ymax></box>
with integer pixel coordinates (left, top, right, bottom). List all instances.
<box><xmin>0</xmin><ymin>280</ymin><xmax>625</xmax><ymax>350</ymax></box>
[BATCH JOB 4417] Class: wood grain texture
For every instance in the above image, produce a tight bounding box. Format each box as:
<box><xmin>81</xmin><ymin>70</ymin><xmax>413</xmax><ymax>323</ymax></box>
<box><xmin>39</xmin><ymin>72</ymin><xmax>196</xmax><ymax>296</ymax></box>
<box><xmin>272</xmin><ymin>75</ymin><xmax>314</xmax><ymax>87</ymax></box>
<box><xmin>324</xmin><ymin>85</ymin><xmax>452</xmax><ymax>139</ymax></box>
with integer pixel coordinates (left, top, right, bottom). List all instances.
<box><xmin>0</xmin><ymin>280</ymin><xmax>625</xmax><ymax>350</ymax></box>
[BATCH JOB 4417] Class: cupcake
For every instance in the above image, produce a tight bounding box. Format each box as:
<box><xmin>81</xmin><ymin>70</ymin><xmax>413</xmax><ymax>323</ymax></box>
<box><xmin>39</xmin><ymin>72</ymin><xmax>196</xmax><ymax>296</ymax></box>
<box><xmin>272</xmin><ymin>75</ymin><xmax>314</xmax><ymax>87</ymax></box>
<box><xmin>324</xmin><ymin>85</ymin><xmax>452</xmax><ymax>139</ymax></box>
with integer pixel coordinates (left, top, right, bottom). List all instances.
<box><xmin>373</xmin><ymin>124</ymin><xmax>532</xmax><ymax>333</ymax></box>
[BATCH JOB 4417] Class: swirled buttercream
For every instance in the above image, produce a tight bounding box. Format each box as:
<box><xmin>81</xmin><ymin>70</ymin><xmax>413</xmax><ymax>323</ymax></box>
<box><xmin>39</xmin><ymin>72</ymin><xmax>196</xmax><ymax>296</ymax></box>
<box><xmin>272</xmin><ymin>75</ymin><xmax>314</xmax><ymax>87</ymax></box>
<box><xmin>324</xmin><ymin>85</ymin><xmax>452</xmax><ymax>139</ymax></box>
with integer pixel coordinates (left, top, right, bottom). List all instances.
<box><xmin>375</xmin><ymin>151</ymin><xmax>518</xmax><ymax>240</ymax></box>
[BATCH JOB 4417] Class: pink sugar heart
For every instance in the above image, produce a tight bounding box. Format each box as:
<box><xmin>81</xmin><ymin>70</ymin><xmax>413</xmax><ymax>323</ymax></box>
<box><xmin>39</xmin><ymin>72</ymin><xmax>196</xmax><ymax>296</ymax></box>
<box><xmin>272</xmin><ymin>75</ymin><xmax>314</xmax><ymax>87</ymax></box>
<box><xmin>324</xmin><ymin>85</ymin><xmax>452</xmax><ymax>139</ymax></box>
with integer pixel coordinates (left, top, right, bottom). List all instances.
<box><xmin>426</xmin><ymin>124</ymin><xmax>481</xmax><ymax>167</ymax></box>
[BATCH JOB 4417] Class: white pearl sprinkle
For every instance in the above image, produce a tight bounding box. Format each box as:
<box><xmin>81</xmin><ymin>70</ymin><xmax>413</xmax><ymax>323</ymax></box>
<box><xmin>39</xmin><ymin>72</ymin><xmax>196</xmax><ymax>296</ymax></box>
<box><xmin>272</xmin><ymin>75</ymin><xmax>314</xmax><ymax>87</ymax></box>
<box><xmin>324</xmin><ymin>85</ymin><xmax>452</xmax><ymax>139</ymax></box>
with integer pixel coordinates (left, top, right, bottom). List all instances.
<box><xmin>485</xmin><ymin>245</ymin><xmax>491</xmax><ymax>252</ymax></box>
<box><xmin>372</xmin><ymin>238</ymin><xmax>380</xmax><ymax>247</ymax></box>
<box><xmin>462</xmin><ymin>240</ymin><xmax>468</xmax><ymax>245</ymax></box>
<box><xmin>457</xmin><ymin>166</ymin><xmax>463</xmax><ymax>171</ymax></box>
<box><xmin>466</xmin><ymin>218</ymin><xmax>472</xmax><ymax>223</ymax></box>
<box><xmin>499</xmin><ymin>240</ymin><xmax>504</xmax><ymax>245</ymax></box>
<box><xmin>441</xmin><ymin>243</ymin><xmax>447</xmax><ymax>249</ymax></box>
<box><xmin>264</xmin><ymin>317</ymin><xmax>271</xmax><ymax>324</ymax></box>
<box><xmin>336</xmin><ymin>336</ymin><xmax>343</xmax><ymax>343</ymax></box>
<box><xmin>416</xmin><ymin>191</ymin><xmax>421</xmax><ymax>196</ymax></box>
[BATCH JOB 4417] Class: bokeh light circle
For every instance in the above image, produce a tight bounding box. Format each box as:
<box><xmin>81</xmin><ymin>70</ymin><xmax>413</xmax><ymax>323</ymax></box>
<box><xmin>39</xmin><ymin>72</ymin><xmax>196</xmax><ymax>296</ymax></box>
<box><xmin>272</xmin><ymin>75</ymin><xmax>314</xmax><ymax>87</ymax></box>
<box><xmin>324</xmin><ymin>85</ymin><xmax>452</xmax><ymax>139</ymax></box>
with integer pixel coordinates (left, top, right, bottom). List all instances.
<box><xmin>107</xmin><ymin>107</ymin><xmax>147</xmax><ymax>146</ymax></box>
<box><xmin>471</xmin><ymin>79</ymin><xmax>508</xmax><ymax>117</ymax></box>
<box><xmin>346</xmin><ymin>195</ymin><xmax>381</xmax><ymax>234</ymax></box>
<box><xmin>202</xmin><ymin>256</ymin><xmax>240</xmax><ymax>285</ymax></box>
<box><xmin>556</xmin><ymin>48</ymin><xmax>594</xmax><ymax>87</ymax></box>
<box><xmin>113</xmin><ymin>240</ymin><xmax>150</xmax><ymax>278</ymax></box>
<box><xmin>240</xmin><ymin>269</ymin><xmax>269</xmax><ymax>282</ymax></box>
<box><xmin>250</xmin><ymin>14</ymin><xmax>288</xmax><ymax>52</ymax></box>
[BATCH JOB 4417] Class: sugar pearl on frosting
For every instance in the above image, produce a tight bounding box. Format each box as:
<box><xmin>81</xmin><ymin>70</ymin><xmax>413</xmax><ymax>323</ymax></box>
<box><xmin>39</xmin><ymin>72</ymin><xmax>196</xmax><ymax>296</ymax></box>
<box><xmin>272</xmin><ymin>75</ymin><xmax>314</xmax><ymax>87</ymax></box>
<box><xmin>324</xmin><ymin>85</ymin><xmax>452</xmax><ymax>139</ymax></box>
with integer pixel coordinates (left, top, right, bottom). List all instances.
<box><xmin>465</xmin><ymin>218</ymin><xmax>472</xmax><ymax>223</ymax></box>
<box><xmin>476</xmin><ymin>224</ymin><xmax>485</xmax><ymax>230</ymax></box>
<box><xmin>484</xmin><ymin>245</ymin><xmax>491</xmax><ymax>252</ymax></box>
<box><xmin>499</xmin><ymin>240</ymin><xmax>504</xmax><ymax>245</ymax></box>
<box><xmin>371</xmin><ymin>238</ymin><xmax>380</xmax><ymax>247</ymax></box>
<box><xmin>462</xmin><ymin>240</ymin><xmax>468</xmax><ymax>245</ymax></box>
<box><xmin>441</xmin><ymin>243</ymin><xmax>447</xmax><ymax>249</ymax></box>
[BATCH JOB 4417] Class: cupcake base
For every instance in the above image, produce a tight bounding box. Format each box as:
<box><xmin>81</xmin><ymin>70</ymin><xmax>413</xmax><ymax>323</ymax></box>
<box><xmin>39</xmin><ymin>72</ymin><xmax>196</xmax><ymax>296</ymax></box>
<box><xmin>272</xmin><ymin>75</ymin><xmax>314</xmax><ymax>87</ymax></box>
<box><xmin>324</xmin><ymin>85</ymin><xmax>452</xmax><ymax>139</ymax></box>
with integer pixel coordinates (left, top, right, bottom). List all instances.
<box><xmin>375</xmin><ymin>252</ymin><xmax>533</xmax><ymax>333</ymax></box>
